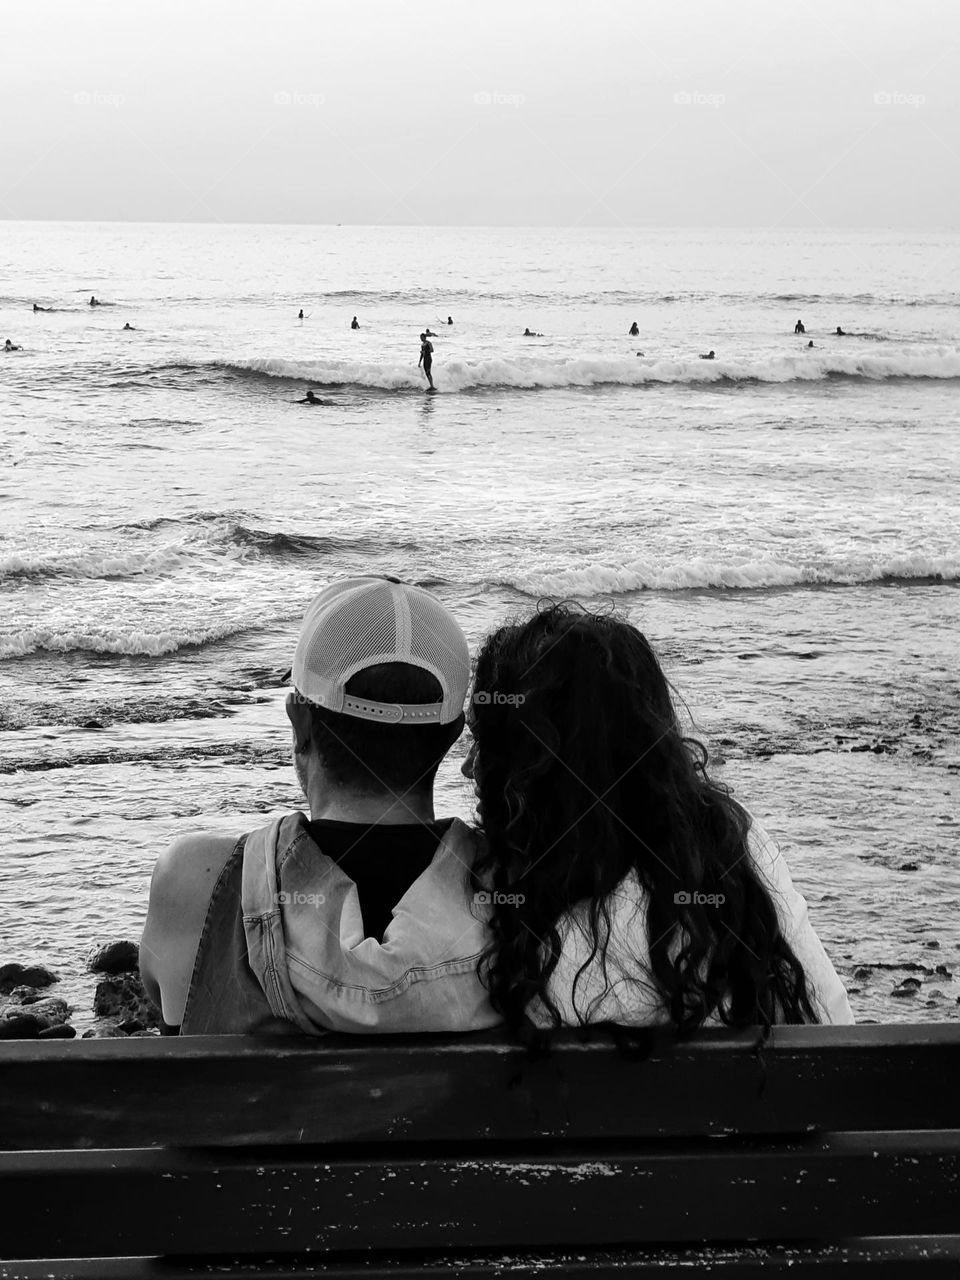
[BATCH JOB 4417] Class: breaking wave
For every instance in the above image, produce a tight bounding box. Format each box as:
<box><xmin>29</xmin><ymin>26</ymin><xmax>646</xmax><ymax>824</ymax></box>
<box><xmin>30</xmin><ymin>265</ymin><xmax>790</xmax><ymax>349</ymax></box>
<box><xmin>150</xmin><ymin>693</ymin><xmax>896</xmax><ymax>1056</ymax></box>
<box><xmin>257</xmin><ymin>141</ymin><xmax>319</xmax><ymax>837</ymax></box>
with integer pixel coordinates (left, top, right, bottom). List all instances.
<box><xmin>497</xmin><ymin>552</ymin><xmax>960</xmax><ymax>597</ymax></box>
<box><xmin>221</xmin><ymin>347</ymin><xmax>960</xmax><ymax>392</ymax></box>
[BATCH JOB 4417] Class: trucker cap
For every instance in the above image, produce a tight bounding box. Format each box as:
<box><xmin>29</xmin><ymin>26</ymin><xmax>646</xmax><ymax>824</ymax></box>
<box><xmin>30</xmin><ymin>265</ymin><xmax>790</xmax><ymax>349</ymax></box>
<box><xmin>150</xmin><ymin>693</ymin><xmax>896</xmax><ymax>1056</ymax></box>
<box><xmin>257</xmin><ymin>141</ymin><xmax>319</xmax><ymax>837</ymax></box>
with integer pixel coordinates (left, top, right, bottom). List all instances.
<box><xmin>288</xmin><ymin>577</ymin><xmax>470</xmax><ymax>725</ymax></box>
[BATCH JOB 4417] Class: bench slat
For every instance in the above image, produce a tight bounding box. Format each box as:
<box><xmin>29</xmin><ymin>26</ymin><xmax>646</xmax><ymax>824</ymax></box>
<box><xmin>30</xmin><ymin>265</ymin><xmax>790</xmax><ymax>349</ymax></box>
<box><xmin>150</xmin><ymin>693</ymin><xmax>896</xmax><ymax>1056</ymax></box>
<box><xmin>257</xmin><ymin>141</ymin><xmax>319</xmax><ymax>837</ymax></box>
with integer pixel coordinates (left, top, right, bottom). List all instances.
<box><xmin>3</xmin><ymin>1238</ymin><xmax>960</xmax><ymax>1278</ymax></box>
<box><xmin>2</xmin><ymin>1026</ymin><xmax>959</xmax><ymax>1150</ymax></box>
<box><xmin>3</xmin><ymin>1133</ymin><xmax>959</xmax><ymax>1259</ymax></box>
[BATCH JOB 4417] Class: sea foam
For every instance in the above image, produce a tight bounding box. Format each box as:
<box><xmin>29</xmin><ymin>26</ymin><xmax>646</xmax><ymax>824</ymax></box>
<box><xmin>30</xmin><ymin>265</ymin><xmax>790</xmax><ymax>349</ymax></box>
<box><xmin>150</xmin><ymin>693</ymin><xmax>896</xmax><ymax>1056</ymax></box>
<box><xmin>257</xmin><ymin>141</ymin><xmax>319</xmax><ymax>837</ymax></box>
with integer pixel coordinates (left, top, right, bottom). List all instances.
<box><xmin>499</xmin><ymin>552</ymin><xmax>960</xmax><ymax>597</ymax></box>
<box><xmin>224</xmin><ymin>346</ymin><xmax>960</xmax><ymax>393</ymax></box>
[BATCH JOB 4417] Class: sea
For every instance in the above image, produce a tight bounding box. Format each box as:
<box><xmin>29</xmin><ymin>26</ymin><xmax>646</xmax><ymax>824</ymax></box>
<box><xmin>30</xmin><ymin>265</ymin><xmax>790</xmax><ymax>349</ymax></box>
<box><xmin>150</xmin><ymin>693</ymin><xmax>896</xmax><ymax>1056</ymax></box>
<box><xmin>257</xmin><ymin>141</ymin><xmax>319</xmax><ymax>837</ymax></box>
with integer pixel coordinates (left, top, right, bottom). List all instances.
<box><xmin>1</xmin><ymin>221</ymin><xmax>958</xmax><ymax>1032</ymax></box>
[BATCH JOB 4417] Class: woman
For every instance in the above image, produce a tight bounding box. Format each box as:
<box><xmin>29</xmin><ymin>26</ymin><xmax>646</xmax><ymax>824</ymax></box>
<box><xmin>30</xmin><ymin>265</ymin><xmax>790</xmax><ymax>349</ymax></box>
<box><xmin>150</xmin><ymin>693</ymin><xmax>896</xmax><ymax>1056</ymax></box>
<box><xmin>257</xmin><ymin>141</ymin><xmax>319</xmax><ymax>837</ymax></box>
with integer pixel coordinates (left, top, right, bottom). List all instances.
<box><xmin>464</xmin><ymin>604</ymin><xmax>852</xmax><ymax>1038</ymax></box>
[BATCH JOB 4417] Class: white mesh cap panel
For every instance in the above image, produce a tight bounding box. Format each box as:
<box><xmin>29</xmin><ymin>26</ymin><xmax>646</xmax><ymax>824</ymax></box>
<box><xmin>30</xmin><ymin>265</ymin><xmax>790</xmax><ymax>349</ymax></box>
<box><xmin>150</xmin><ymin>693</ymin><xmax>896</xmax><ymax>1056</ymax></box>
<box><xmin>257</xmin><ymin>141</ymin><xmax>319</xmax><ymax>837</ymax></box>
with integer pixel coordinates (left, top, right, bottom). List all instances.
<box><xmin>291</xmin><ymin>577</ymin><xmax>469</xmax><ymax>724</ymax></box>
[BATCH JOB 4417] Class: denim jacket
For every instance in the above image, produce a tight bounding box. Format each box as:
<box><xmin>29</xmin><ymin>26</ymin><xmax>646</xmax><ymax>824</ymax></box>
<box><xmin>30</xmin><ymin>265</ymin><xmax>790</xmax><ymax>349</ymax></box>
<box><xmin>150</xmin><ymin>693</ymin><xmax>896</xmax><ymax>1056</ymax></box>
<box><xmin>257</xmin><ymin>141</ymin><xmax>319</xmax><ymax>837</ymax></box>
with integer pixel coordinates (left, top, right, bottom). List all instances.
<box><xmin>181</xmin><ymin>811</ymin><xmax>499</xmax><ymax>1035</ymax></box>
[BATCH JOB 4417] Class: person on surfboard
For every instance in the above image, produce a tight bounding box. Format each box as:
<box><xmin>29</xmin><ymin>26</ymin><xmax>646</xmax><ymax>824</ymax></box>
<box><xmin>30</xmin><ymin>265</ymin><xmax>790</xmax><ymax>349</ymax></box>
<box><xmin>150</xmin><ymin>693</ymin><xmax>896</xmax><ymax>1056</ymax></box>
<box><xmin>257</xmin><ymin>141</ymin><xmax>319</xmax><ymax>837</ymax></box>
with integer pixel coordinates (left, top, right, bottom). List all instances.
<box><xmin>418</xmin><ymin>333</ymin><xmax>435</xmax><ymax>390</ymax></box>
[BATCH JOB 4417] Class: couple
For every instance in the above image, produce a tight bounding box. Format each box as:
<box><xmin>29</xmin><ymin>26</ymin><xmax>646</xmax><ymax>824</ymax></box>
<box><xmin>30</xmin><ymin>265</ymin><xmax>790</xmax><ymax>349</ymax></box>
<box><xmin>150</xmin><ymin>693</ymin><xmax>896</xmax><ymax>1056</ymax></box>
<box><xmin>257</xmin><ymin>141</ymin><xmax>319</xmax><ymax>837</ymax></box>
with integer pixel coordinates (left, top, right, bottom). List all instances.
<box><xmin>141</xmin><ymin>577</ymin><xmax>852</xmax><ymax>1037</ymax></box>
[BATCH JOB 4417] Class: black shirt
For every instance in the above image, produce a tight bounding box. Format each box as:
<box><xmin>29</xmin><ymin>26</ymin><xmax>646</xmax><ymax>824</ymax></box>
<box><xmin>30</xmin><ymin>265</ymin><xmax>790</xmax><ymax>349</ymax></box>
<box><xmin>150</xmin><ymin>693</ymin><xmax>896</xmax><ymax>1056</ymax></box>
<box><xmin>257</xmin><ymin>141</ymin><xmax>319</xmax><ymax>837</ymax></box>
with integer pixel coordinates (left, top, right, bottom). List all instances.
<box><xmin>307</xmin><ymin>818</ymin><xmax>452</xmax><ymax>943</ymax></box>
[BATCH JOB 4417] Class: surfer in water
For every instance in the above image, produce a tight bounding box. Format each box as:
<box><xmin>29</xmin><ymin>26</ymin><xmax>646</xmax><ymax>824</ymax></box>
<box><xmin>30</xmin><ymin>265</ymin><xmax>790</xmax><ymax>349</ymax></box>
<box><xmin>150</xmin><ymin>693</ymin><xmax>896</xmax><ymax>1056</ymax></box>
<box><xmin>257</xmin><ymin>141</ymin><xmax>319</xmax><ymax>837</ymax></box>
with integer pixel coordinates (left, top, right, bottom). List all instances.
<box><xmin>699</xmin><ymin>350</ymin><xmax>716</xmax><ymax>360</ymax></box>
<box><xmin>122</xmin><ymin>323</ymin><xmax>135</xmax><ymax>331</ymax></box>
<box><xmin>351</xmin><ymin>316</ymin><xmax>360</xmax><ymax>330</ymax></box>
<box><xmin>629</xmin><ymin>321</ymin><xmax>639</xmax><ymax>336</ymax></box>
<box><xmin>447</xmin><ymin>315</ymin><xmax>453</xmax><ymax>325</ymax></box>
<box><xmin>794</xmin><ymin>319</ymin><xmax>805</xmax><ymax>334</ymax></box>
<box><xmin>522</xmin><ymin>327</ymin><xmax>544</xmax><ymax>337</ymax></box>
<box><xmin>835</xmin><ymin>326</ymin><xmax>846</xmax><ymax>336</ymax></box>
<box><xmin>32</xmin><ymin>303</ymin><xmax>52</xmax><ymax>313</ymax></box>
<box><xmin>418</xmin><ymin>332</ymin><xmax>435</xmax><ymax>390</ymax></box>
<box><xmin>296</xmin><ymin>390</ymin><xmax>332</xmax><ymax>405</ymax></box>
<box><xmin>89</xmin><ymin>295</ymin><xmax>101</xmax><ymax>307</ymax></box>
<box><xmin>298</xmin><ymin>309</ymin><xmax>304</xmax><ymax>321</ymax></box>
<box><xmin>4</xmin><ymin>339</ymin><xmax>22</xmax><ymax>351</ymax></box>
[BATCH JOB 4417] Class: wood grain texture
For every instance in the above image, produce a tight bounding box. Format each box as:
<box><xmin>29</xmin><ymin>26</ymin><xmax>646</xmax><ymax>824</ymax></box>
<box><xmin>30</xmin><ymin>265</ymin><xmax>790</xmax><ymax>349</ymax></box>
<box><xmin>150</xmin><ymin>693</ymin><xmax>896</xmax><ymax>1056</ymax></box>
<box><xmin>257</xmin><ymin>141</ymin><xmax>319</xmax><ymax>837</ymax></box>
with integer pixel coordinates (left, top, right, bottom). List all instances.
<box><xmin>3</xmin><ymin>1238</ymin><xmax>960</xmax><ymax>1278</ymax></box>
<box><xmin>2</xmin><ymin>1025</ymin><xmax>959</xmax><ymax>1151</ymax></box>
<box><xmin>2</xmin><ymin>1132</ymin><xmax>959</xmax><ymax>1257</ymax></box>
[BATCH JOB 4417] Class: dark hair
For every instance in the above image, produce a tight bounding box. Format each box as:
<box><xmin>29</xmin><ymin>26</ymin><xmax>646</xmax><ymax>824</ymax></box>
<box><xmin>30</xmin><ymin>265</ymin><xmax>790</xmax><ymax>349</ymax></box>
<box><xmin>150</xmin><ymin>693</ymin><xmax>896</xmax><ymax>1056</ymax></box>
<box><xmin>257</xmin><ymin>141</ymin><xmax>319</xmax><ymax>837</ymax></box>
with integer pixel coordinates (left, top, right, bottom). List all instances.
<box><xmin>304</xmin><ymin>663</ymin><xmax>462</xmax><ymax>796</ymax></box>
<box><xmin>468</xmin><ymin>603</ymin><xmax>818</xmax><ymax>1038</ymax></box>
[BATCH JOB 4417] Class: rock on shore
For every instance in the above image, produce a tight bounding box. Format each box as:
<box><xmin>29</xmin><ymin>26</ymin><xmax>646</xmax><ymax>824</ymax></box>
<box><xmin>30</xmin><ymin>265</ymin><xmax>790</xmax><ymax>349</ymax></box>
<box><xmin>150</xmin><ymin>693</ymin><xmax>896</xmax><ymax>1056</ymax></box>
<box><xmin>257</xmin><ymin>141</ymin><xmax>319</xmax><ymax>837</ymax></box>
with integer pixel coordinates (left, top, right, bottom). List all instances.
<box><xmin>0</xmin><ymin>963</ymin><xmax>58</xmax><ymax>996</ymax></box>
<box><xmin>1</xmin><ymin>941</ymin><xmax>161</xmax><ymax>1039</ymax></box>
<box><xmin>88</xmin><ymin>969</ymin><xmax>161</xmax><ymax>1035</ymax></box>
<box><xmin>86</xmin><ymin>940</ymin><xmax>140</xmax><ymax>976</ymax></box>
<box><xmin>0</xmin><ymin>982</ymin><xmax>72</xmax><ymax>1039</ymax></box>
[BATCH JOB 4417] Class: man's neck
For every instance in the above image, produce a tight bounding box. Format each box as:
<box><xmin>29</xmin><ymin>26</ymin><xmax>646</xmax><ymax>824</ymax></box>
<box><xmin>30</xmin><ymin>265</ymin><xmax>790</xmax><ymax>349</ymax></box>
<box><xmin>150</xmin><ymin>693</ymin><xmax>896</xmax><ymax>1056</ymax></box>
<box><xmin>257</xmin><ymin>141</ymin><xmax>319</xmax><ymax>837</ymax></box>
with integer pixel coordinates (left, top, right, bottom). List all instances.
<box><xmin>308</xmin><ymin>788</ymin><xmax>437</xmax><ymax>826</ymax></box>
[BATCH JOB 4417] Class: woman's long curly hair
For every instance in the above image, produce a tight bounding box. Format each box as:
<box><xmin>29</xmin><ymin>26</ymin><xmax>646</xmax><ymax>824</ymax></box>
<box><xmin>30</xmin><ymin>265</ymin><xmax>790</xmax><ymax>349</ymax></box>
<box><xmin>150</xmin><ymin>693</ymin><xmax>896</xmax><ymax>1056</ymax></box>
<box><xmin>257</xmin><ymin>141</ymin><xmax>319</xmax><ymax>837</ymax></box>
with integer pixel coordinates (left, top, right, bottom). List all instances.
<box><xmin>468</xmin><ymin>603</ymin><xmax>818</xmax><ymax>1039</ymax></box>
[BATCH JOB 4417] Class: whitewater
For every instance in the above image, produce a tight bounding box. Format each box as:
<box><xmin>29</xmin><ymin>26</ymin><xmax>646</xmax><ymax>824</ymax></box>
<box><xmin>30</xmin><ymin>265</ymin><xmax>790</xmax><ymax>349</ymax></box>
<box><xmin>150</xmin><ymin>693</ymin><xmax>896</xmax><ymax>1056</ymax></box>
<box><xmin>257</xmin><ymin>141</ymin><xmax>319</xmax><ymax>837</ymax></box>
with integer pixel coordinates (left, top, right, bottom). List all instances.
<box><xmin>228</xmin><ymin>346</ymin><xmax>960</xmax><ymax>392</ymax></box>
<box><xmin>1</xmin><ymin>221</ymin><xmax>958</xmax><ymax>1031</ymax></box>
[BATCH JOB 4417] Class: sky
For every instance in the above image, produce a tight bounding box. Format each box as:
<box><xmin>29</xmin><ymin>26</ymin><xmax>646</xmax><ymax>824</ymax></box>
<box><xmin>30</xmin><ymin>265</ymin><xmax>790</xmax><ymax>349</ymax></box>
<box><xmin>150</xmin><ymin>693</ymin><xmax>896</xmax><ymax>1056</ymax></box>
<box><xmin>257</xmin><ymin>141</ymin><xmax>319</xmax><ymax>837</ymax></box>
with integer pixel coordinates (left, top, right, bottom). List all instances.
<box><xmin>1</xmin><ymin>0</ymin><xmax>958</xmax><ymax>227</ymax></box>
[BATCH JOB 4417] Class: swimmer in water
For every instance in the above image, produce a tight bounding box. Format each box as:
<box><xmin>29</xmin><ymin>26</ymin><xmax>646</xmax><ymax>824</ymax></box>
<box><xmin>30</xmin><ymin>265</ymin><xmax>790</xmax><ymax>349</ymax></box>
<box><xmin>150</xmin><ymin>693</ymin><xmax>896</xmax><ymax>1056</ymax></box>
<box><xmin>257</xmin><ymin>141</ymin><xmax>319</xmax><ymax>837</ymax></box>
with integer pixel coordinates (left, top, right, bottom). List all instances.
<box><xmin>4</xmin><ymin>339</ymin><xmax>22</xmax><ymax>351</ymax></box>
<box><xmin>298</xmin><ymin>309</ymin><xmax>304</xmax><ymax>321</ymax></box>
<box><xmin>808</xmin><ymin>340</ymin><xmax>815</xmax><ymax>348</ymax></box>
<box><xmin>350</xmin><ymin>315</ymin><xmax>360</xmax><ymax>330</ymax></box>
<box><xmin>418</xmin><ymin>332</ymin><xmax>435</xmax><ymax>390</ymax></box>
<box><xmin>447</xmin><ymin>315</ymin><xmax>453</xmax><ymax>325</ymax></box>
<box><xmin>89</xmin><ymin>295</ymin><xmax>100</xmax><ymax>307</ymax></box>
<box><xmin>424</xmin><ymin>328</ymin><xmax>437</xmax><ymax>337</ymax></box>
<box><xmin>32</xmin><ymin>303</ymin><xmax>52</xmax><ymax>313</ymax></box>
<box><xmin>835</xmin><ymin>326</ymin><xmax>846</xmax><ymax>336</ymax></box>
<box><xmin>635</xmin><ymin>351</ymin><xmax>645</xmax><ymax>357</ymax></box>
<box><xmin>699</xmin><ymin>350</ymin><xmax>716</xmax><ymax>360</ymax></box>
<box><xmin>794</xmin><ymin>319</ymin><xmax>805</xmax><ymax>334</ymax></box>
<box><xmin>122</xmin><ymin>322</ymin><xmax>135</xmax><ymax>331</ymax></box>
<box><xmin>522</xmin><ymin>327</ymin><xmax>544</xmax><ymax>337</ymax></box>
<box><xmin>629</xmin><ymin>321</ymin><xmax>639</xmax><ymax>336</ymax></box>
<box><xmin>297</xmin><ymin>390</ymin><xmax>330</xmax><ymax>405</ymax></box>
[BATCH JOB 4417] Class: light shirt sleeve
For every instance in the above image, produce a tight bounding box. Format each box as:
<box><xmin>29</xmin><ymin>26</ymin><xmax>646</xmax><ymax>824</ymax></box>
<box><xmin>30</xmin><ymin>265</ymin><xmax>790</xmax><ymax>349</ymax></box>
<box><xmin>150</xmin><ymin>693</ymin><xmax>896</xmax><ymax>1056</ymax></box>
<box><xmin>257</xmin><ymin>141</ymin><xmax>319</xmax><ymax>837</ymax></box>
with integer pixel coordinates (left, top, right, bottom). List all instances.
<box><xmin>747</xmin><ymin>820</ymin><xmax>855</xmax><ymax>1025</ymax></box>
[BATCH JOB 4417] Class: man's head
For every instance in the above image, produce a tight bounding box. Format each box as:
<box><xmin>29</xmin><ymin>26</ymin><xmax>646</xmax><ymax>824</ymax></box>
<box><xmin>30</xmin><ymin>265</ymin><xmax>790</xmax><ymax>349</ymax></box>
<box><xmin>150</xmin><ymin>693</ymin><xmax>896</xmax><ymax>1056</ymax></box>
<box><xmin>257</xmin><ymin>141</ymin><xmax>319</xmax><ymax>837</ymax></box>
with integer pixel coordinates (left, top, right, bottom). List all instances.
<box><xmin>285</xmin><ymin>577</ymin><xmax>469</xmax><ymax>806</ymax></box>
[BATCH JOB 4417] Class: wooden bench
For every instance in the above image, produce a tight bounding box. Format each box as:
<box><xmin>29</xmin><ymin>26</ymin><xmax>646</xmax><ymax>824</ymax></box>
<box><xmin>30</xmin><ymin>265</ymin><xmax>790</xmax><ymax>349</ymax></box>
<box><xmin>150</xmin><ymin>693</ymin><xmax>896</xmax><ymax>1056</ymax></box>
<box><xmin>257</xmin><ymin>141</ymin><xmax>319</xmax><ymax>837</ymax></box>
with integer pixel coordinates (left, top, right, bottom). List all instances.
<box><xmin>1</xmin><ymin>1023</ymin><xmax>959</xmax><ymax>1277</ymax></box>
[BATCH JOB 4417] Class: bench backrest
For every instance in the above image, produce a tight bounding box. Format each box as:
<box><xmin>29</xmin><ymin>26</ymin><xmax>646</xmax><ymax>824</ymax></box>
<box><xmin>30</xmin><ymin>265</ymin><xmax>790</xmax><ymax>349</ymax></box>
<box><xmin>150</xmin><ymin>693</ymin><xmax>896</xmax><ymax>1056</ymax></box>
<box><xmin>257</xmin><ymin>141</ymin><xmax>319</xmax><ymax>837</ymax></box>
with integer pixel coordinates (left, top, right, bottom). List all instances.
<box><xmin>1</xmin><ymin>1024</ymin><xmax>959</xmax><ymax>1269</ymax></box>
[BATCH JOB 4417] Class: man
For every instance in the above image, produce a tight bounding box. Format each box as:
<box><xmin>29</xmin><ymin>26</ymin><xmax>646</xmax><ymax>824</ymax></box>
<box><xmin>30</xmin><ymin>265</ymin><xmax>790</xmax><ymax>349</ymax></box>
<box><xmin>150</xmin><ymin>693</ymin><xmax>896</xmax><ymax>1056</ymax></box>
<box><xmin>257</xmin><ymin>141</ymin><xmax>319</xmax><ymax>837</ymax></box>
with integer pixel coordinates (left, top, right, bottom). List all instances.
<box><xmin>141</xmin><ymin>576</ymin><xmax>495</xmax><ymax>1035</ymax></box>
<box><xmin>418</xmin><ymin>332</ymin><xmax>434</xmax><ymax>389</ymax></box>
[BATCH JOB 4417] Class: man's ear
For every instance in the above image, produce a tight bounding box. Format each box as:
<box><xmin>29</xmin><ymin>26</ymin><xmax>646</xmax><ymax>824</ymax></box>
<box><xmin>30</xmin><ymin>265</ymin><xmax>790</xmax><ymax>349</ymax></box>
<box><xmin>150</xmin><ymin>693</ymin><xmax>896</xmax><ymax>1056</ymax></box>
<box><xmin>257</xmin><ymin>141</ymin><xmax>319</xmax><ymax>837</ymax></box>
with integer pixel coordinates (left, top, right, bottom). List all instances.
<box><xmin>286</xmin><ymin>692</ymin><xmax>313</xmax><ymax>750</ymax></box>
